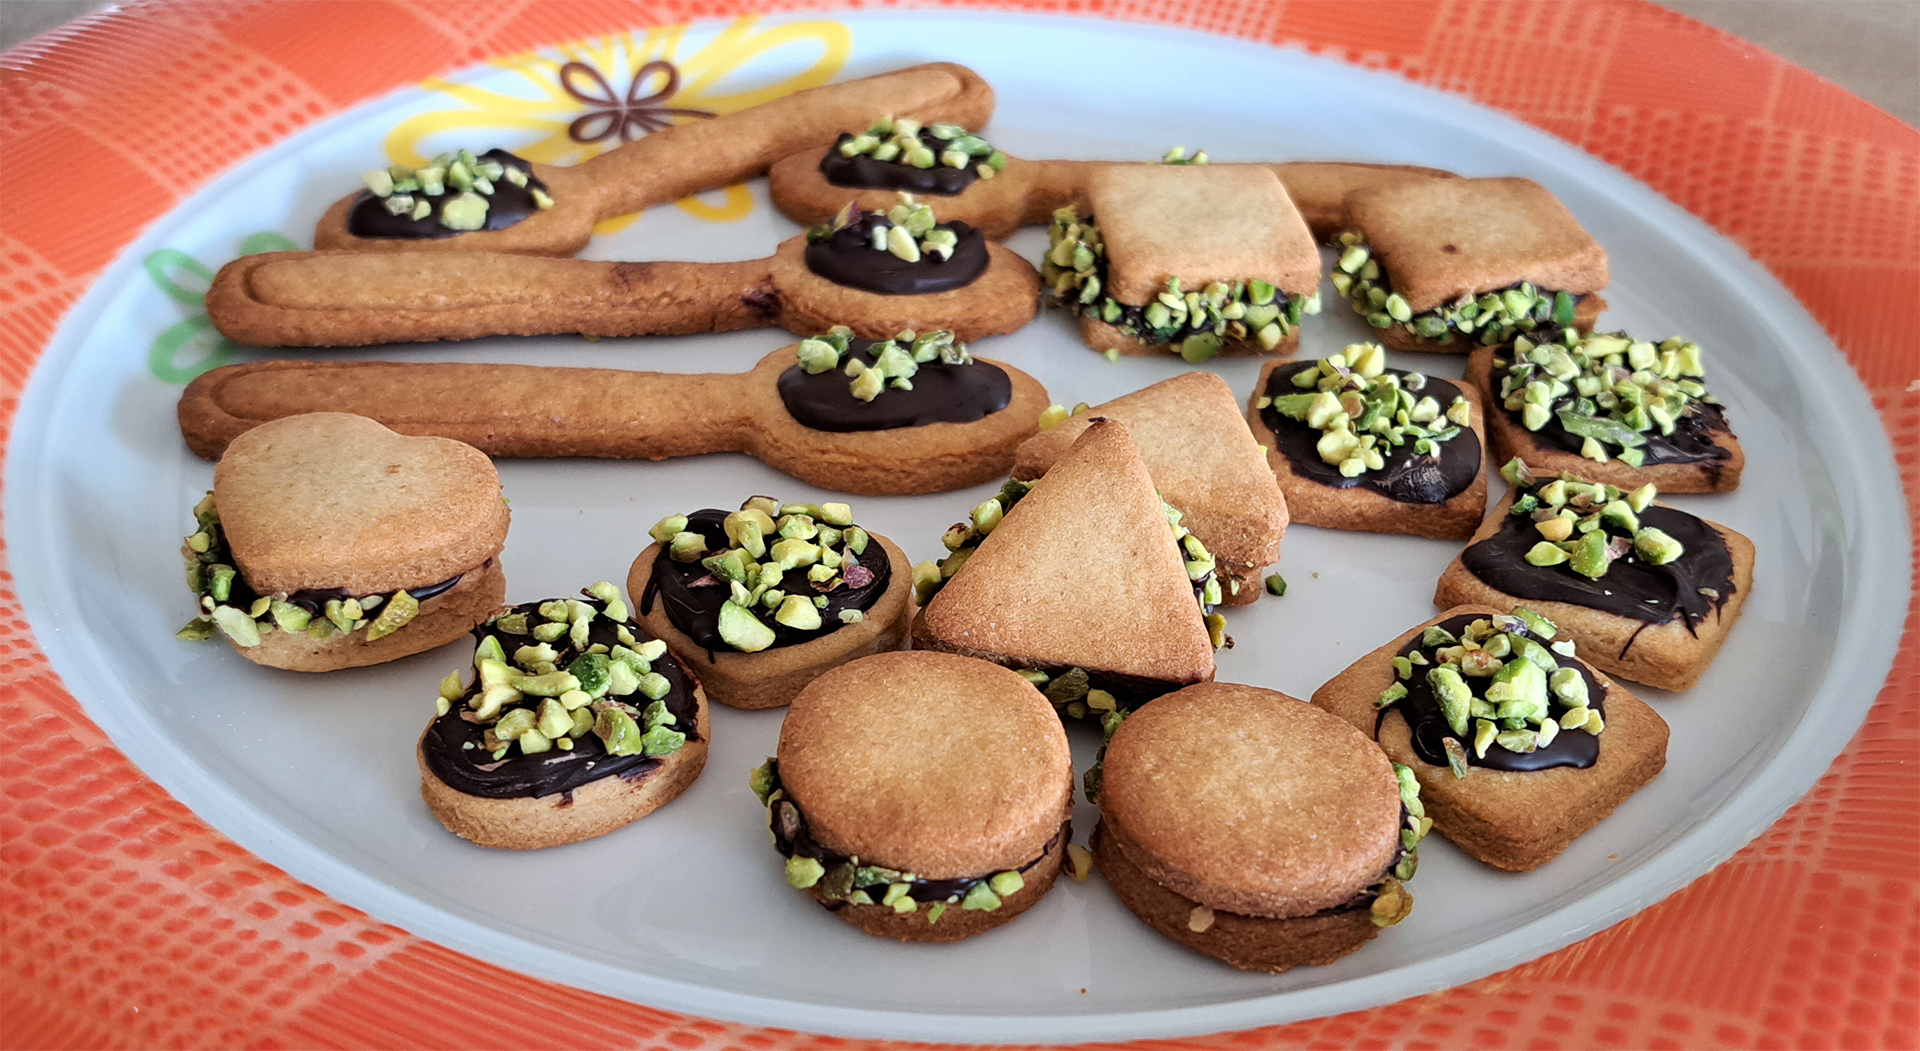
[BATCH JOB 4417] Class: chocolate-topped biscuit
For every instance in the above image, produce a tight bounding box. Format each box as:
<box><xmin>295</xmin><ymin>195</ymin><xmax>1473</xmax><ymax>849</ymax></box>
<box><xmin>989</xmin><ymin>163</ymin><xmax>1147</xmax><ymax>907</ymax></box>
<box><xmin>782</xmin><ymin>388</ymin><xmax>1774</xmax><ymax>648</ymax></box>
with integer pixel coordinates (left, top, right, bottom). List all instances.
<box><xmin>1091</xmin><ymin>682</ymin><xmax>1427</xmax><ymax>972</ymax></box>
<box><xmin>803</xmin><ymin>195</ymin><xmax>990</xmax><ymax>295</ymax></box>
<box><xmin>1467</xmin><ymin>328</ymin><xmax>1743</xmax><ymax>493</ymax></box>
<box><xmin>1014</xmin><ymin>372</ymin><xmax>1289</xmax><ymax>606</ymax></box>
<box><xmin>754</xmin><ymin>651</ymin><xmax>1073</xmax><ymax>942</ymax></box>
<box><xmin>1043</xmin><ymin>166</ymin><xmax>1322</xmax><ymax>361</ymax></box>
<box><xmin>176</xmin><ymin>413</ymin><xmax>508</xmax><ymax>672</ymax></box>
<box><xmin>1313</xmin><ymin>605</ymin><xmax>1668</xmax><ymax>870</ymax></box>
<box><xmin>629</xmin><ymin>496</ymin><xmax>911</xmax><ymax>710</ymax></box>
<box><xmin>914</xmin><ymin>420</ymin><xmax>1221</xmax><ymax>719</ymax></box>
<box><xmin>1248</xmin><ymin>342</ymin><xmax>1488</xmax><ymax>539</ymax></box>
<box><xmin>417</xmin><ymin>583</ymin><xmax>710</xmax><ymax>850</ymax></box>
<box><xmin>1333</xmin><ymin>177</ymin><xmax>1608</xmax><ymax>354</ymax></box>
<box><xmin>1434</xmin><ymin>461</ymin><xmax>1753</xmax><ymax>691</ymax></box>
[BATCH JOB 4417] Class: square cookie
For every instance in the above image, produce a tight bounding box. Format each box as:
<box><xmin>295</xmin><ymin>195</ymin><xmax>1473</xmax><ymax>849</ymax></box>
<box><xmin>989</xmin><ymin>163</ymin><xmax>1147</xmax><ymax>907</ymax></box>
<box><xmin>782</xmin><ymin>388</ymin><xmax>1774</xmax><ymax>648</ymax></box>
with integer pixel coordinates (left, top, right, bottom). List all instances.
<box><xmin>1312</xmin><ymin>605</ymin><xmax>1670</xmax><ymax>871</ymax></box>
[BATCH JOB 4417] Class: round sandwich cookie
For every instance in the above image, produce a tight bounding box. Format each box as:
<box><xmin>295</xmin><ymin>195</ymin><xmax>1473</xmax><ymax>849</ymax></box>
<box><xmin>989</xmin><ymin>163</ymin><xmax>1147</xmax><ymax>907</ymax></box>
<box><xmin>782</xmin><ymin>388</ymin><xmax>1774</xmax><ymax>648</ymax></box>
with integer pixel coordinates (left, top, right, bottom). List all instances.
<box><xmin>418</xmin><ymin>583</ymin><xmax>709</xmax><ymax>850</ymax></box>
<box><xmin>1090</xmin><ymin>682</ymin><xmax>1428</xmax><ymax>973</ymax></box>
<box><xmin>751</xmin><ymin>651</ymin><xmax>1074</xmax><ymax>942</ymax></box>
<box><xmin>176</xmin><ymin>412</ymin><xmax>509</xmax><ymax>672</ymax></box>
<box><xmin>629</xmin><ymin>496</ymin><xmax>911</xmax><ymax>710</ymax></box>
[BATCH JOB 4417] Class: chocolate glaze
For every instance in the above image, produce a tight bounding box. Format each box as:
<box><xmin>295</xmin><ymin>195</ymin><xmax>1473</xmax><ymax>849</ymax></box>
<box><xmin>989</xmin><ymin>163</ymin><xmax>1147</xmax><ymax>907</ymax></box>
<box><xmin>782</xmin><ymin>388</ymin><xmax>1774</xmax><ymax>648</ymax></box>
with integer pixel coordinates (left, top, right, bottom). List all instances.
<box><xmin>1460</xmin><ymin>494</ymin><xmax>1736</xmax><ymax>639</ymax></box>
<box><xmin>803</xmin><ymin>214</ymin><xmax>988</xmax><ymax>295</ymax></box>
<box><xmin>770</xmin><ymin>779</ymin><xmax>1065</xmax><ymax>904</ymax></box>
<box><xmin>819</xmin><ymin>131</ymin><xmax>978</xmax><ymax>196</ymax></box>
<box><xmin>346</xmin><ymin>150</ymin><xmax>548</xmax><ymax>240</ymax></box>
<box><xmin>776</xmin><ymin>337</ymin><xmax>1012</xmax><ymax>432</ymax></box>
<box><xmin>1380</xmin><ymin>613</ymin><xmax>1602</xmax><ymax>773</ymax></box>
<box><xmin>1260</xmin><ymin>362</ymin><xmax>1482</xmax><ymax>505</ymax></box>
<box><xmin>283</xmin><ymin>570</ymin><xmax>467</xmax><ymax>616</ymax></box>
<box><xmin>419</xmin><ymin>600</ymin><xmax>700</xmax><ymax>800</ymax></box>
<box><xmin>638</xmin><ymin>509</ymin><xmax>891</xmax><ymax>659</ymax></box>
<box><xmin>1520</xmin><ymin>396</ymin><xmax>1734</xmax><ymax>470</ymax></box>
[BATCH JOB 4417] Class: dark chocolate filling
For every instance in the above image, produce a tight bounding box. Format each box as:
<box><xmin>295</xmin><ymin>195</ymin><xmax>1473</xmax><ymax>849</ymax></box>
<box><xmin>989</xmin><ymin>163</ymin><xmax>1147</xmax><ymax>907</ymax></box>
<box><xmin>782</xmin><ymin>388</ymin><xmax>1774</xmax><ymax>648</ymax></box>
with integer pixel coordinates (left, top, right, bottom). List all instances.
<box><xmin>776</xmin><ymin>337</ymin><xmax>1012</xmax><ymax>432</ymax></box>
<box><xmin>419</xmin><ymin>600</ymin><xmax>700</xmax><ymax>800</ymax></box>
<box><xmin>819</xmin><ymin>131</ymin><xmax>978</xmax><ymax>196</ymax></box>
<box><xmin>803</xmin><ymin>214</ymin><xmax>989</xmax><ymax>295</ymax></box>
<box><xmin>771</xmin><ymin>786</ymin><xmax>1065</xmax><ymax>905</ymax></box>
<box><xmin>282</xmin><ymin>571</ymin><xmax>466</xmax><ymax>616</ymax></box>
<box><xmin>1379</xmin><ymin>613</ymin><xmax>1602</xmax><ymax>773</ymax></box>
<box><xmin>1520</xmin><ymin>396</ymin><xmax>1734</xmax><ymax>470</ymax></box>
<box><xmin>638</xmin><ymin>509</ymin><xmax>891</xmax><ymax>659</ymax></box>
<box><xmin>1460</xmin><ymin>494</ymin><xmax>1736</xmax><ymax>642</ymax></box>
<box><xmin>346</xmin><ymin>150</ymin><xmax>547</xmax><ymax>240</ymax></box>
<box><xmin>1260</xmin><ymin>362</ymin><xmax>1482</xmax><ymax>505</ymax></box>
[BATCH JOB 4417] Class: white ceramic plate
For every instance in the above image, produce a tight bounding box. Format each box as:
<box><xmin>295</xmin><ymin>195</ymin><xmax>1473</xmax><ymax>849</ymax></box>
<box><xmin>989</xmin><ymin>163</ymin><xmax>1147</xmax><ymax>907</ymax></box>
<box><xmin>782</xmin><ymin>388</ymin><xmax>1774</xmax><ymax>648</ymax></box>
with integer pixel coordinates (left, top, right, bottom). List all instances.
<box><xmin>7</xmin><ymin>12</ymin><xmax>1909</xmax><ymax>1044</ymax></box>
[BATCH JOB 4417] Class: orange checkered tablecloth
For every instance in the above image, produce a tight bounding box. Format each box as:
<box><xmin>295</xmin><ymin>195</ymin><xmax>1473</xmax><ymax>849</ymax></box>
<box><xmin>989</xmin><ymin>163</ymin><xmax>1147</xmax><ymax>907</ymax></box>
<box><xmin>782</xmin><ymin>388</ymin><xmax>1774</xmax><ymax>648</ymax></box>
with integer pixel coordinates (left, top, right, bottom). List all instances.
<box><xmin>1</xmin><ymin>2</ymin><xmax>1914</xmax><ymax>1048</ymax></box>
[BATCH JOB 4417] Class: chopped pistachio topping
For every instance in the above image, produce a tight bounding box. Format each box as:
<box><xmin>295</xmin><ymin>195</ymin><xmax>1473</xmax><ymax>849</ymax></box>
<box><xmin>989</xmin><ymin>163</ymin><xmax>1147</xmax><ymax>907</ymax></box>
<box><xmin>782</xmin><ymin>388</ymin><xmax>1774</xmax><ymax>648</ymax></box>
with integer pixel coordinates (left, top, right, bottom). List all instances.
<box><xmin>359</xmin><ymin>149</ymin><xmax>548</xmax><ymax>231</ymax></box>
<box><xmin>1502</xmin><ymin>461</ymin><xmax>1681</xmax><ymax>580</ymax></box>
<box><xmin>1160</xmin><ymin>145</ymin><xmax>1209</xmax><ymax>165</ymax></box>
<box><xmin>1331</xmin><ymin>231</ymin><xmax>1578</xmax><ymax>347</ymax></box>
<box><xmin>1495</xmin><ymin>327</ymin><xmax>1717</xmax><ymax>465</ymax></box>
<box><xmin>1042</xmin><ymin>207</ymin><xmax>1320</xmax><ymax>360</ymax></box>
<box><xmin>797</xmin><ymin>324</ymin><xmax>971</xmax><ymax>404</ymax></box>
<box><xmin>437</xmin><ymin>585</ymin><xmax>683</xmax><ymax>760</ymax></box>
<box><xmin>806</xmin><ymin>192</ymin><xmax>965</xmax><ymax>262</ymax></box>
<box><xmin>1264</xmin><ymin>342</ymin><xmax>1473</xmax><ymax>477</ymax></box>
<box><xmin>648</xmin><ymin>496</ymin><xmax>879</xmax><ymax>653</ymax></box>
<box><xmin>835</xmin><ymin>116</ymin><xmax>1005</xmax><ymax>177</ymax></box>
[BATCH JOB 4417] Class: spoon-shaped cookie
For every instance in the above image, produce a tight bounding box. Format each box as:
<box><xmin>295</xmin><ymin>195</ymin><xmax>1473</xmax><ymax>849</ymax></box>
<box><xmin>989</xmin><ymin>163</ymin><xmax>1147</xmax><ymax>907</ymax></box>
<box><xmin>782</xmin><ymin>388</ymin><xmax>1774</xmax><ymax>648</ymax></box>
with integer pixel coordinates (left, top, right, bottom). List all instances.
<box><xmin>177</xmin><ymin>337</ymin><xmax>1049</xmax><ymax>495</ymax></box>
<box><xmin>767</xmin><ymin>118</ymin><xmax>1456</xmax><ymax>240</ymax></box>
<box><xmin>314</xmin><ymin>63</ymin><xmax>995</xmax><ymax>256</ymax></box>
<box><xmin>207</xmin><ymin>204</ymin><xmax>1037</xmax><ymax>348</ymax></box>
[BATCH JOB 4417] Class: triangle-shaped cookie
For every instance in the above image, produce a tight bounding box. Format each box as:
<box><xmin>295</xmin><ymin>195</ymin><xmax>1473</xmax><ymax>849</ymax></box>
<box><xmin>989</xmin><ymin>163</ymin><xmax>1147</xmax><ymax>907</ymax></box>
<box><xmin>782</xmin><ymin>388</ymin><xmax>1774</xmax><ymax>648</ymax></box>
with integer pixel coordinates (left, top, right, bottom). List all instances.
<box><xmin>922</xmin><ymin>419</ymin><xmax>1215</xmax><ymax>687</ymax></box>
<box><xmin>1012</xmin><ymin>372</ymin><xmax>1287</xmax><ymax>604</ymax></box>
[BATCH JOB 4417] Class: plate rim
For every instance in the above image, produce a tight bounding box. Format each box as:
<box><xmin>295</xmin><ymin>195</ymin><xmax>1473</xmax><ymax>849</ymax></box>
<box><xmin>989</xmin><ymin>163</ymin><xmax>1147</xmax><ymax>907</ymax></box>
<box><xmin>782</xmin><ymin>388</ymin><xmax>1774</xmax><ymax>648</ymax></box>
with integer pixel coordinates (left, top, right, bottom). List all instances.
<box><xmin>5</xmin><ymin>10</ymin><xmax>1911</xmax><ymax>1043</ymax></box>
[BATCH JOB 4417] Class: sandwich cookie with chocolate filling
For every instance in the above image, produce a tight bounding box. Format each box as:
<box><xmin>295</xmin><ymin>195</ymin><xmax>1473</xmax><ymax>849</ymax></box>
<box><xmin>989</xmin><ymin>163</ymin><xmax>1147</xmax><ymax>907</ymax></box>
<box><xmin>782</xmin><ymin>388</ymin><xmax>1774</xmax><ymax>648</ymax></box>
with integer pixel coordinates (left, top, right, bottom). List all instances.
<box><xmin>1015</xmin><ymin>372</ymin><xmax>1289</xmax><ymax>606</ymax></box>
<box><xmin>314</xmin><ymin>63</ymin><xmax>996</xmax><ymax>255</ymax></box>
<box><xmin>629</xmin><ymin>496</ymin><xmax>911</xmax><ymax>710</ymax></box>
<box><xmin>205</xmin><ymin>195</ymin><xmax>1037</xmax><ymax>349</ymax></box>
<box><xmin>1332</xmin><ymin>177</ymin><xmax>1608</xmax><ymax>354</ymax></box>
<box><xmin>1435</xmin><ymin>460</ymin><xmax>1753</xmax><ymax>691</ymax></box>
<box><xmin>1248</xmin><ymin>341</ymin><xmax>1487</xmax><ymax>540</ymax></box>
<box><xmin>178</xmin><ymin>334</ymin><xmax>1048</xmax><ymax>497</ymax></box>
<box><xmin>1313</xmin><ymin>605</ymin><xmax>1668</xmax><ymax>871</ymax></box>
<box><xmin>1089</xmin><ymin>682</ymin><xmax>1427</xmax><ymax>973</ymax></box>
<box><xmin>914</xmin><ymin>419</ymin><xmax>1221</xmax><ymax>720</ymax></box>
<box><xmin>176</xmin><ymin>413</ymin><xmax>507</xmax><ymax>671</ymax></box>
<box><xmin>418</xmin><ymin>584</ymin><xmax>709</xmax><ymax>850</ymax></box>
<box><xmin>751</xmin><ymin>651</ymin><xmax>1073</xmax><ymax>942</ymax></box>
<box><xmin>1042</xmin><ymin>165</ymin><xmax>1322</xmax><ymax>362</ymax></box>
<box><xmin>768</xmin><ymin>119</ymin><xmax>1456</xmax><ymax>241</ymax></box>
<box><xmin>1467</xmin><ymin>327</ymin><xmax>1743</xmax><ymax>493</ymax></box>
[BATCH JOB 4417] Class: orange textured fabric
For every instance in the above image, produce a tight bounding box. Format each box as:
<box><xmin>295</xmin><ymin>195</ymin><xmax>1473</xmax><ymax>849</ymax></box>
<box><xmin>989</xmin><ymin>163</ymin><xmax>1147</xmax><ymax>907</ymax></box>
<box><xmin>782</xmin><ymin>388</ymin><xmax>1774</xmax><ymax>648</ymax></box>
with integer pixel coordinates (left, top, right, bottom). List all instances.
<box><xmin>1</xmin><ymin>2</ymin><xmax>1915</xmax><ymax>1049</ymax></box>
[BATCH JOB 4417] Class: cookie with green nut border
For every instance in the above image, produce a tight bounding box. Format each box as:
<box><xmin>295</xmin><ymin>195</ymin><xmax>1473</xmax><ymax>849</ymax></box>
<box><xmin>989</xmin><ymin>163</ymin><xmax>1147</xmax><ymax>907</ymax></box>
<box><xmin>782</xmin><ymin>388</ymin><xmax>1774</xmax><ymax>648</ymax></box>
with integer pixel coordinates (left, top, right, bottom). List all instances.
<box><xmin>1044</xmin><ymin>165</ymin><xmax>1323</xmax><ymax>361</ymax></box>
<box><xmin>174</xmin><ymin>412</ymin><xmax>509</xmax><ymax>672</ymax></box>
<box><xmin>1311</xmin><ymin>604</ymin><xmax>1669</xmax><ymax>872</ymax></box>
<box><xmin>1247</xmin><ymin>343</ymin><xmax>1489</xmax><ymax>540</ymax></box>
<box><xmin>755</xmin><ymin>651</ymin><xmax>1074</xmax><ymax>943</ymax></box>
<box><xmin>1433</xmin><ymin>461</ymin><xmax>1754</xmax><ymax>692</ymax></box>
<box><xmin>1464</xmin><ymin>333</ymin><xmax>1744</xmax><ymax>494</ymax></box>
<box><xmin>1091</xmin><ymin>682</ymin><xmax>1426</xmax><ymax>973</ymax></box>
<box><xmin>1333</xmin><ymin>176</ymin><xmax>1608</xmax><ymax>354</ymax></box>
<box><xmin>416</xmin><ymin>583</ymin><xmax>710</xmax><ymax>851</ymax></box>
<box><xmin>627</xmin><ymin>496</ymin><xmax>912</xmax><ymax>711</ymax></box>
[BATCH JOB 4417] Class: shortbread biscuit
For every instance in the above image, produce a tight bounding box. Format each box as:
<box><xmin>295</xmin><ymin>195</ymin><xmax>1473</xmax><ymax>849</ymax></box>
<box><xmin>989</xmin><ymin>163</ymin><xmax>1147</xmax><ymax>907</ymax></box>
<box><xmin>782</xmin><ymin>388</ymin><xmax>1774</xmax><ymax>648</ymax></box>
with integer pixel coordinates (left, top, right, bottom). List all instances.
<box><xmin>1248</xmin><ymin>348</ymin><xmax>1487</xmax><ymax>539</ymax></box>
<box><xmin>178</xmin><ymin>342</ymin><xmax>1050</xmax><ymax>497</ymax></box>
<box><xmin>315</xmin><ymin>62</ymin><xmax>996</xmax><ymax>256</ymax></box>
<box><xmin>755</xmin><ymin>651</ymin><xmax>1073</xmax><ymax>942</ymax></box>
<box><xmin>1266</xmin><ymin>161</ymin><xmax>1459</xmax><ymax>239</ymax></box>
<box><xmin>176</xmin><ymin>413</ymin><xmax>509</xmax><ymax>672</ymax></box>
<box><xmin>1013</xmin><ymin>372</ymin><xmax>1288</xmax><ymax>605</ymax></box>
<box><xmin>1093</xmin><ymin>682</ymin><xmax>1427</xmax><ymax>972</ymax></box>
<box><xmin>1312</xmin><ymin>605</ymin><xmax>1669</xmax><ymax>870</ymax></box>
<box><xmin>1466</xmin><ymin>338</ymin><xmax>1744</xmax><ymax>493</ymax></box>
<box><xmin>418</xmin><ymin>587</ymin><xmax>710</xmax><ymax>850</ymax></box>
<box><xmin>629</xmin><ymin>497</ymin><xmax>911</xmax><ymax>710</ymax></box>
<box><xmin>1434</xmin><ymin>471</ymin><xmax>1753</xmax><ymax>691</ymax></box>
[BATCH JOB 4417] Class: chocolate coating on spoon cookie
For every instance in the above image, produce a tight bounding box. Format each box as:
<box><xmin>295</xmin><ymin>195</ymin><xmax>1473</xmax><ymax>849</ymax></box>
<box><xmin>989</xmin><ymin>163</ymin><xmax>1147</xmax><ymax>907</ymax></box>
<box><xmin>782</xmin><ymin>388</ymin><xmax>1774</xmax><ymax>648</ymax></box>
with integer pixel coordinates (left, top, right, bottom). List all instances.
<box><xmin>804</xmin><ymin>212</ymin><xmax>990</xmax><ymax>295</ymax></box>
